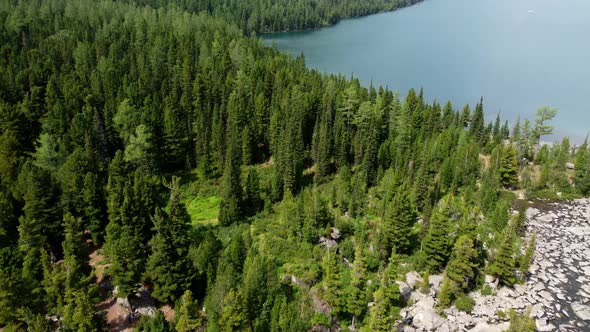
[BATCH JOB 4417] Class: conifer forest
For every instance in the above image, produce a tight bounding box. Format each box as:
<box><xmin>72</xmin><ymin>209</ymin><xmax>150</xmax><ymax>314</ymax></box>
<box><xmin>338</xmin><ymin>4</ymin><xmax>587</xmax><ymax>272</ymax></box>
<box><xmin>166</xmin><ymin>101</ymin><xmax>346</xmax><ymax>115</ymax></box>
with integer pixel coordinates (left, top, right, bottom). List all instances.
<box><xmin>0</xmin><ymin>0</ymin><xmax>589</xmax><ymax>331</ymax></box>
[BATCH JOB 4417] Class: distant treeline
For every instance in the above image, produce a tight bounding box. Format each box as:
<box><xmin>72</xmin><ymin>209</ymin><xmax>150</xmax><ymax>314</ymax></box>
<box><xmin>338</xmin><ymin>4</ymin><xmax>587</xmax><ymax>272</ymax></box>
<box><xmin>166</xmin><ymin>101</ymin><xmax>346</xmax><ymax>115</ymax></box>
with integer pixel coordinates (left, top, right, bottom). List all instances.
<box><xmin>128</xmin><ymin>0</ymin><xmax>423</xmax><ymax>33</ymax></box>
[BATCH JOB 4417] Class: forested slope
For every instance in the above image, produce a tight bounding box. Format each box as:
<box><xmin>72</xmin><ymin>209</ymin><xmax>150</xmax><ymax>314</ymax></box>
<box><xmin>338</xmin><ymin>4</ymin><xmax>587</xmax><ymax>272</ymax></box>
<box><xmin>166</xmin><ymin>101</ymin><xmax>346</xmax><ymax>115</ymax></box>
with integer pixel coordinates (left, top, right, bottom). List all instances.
<box><xmin>129</xmin><ymin>0</ymin><xmax>423</xmax><ymax>33</ymax></box>
<box><xmin>0</xmin><ymin>0</ymin><xmax>589</xmax><ymax>331</ymax></box>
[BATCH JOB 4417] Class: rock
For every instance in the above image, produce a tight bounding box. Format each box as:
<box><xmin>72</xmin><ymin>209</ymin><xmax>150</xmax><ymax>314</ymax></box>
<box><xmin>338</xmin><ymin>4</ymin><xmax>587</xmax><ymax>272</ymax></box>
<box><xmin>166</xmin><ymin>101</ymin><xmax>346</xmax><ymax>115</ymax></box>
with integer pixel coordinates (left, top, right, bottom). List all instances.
<box><xmin>412</xmin><ymin>308</ymin><xmax>444</xmax><ymax>331</ymax></box>
<box><xmin>469</xmin><ymin>322</ymin><xmax>509</xmax><ymax>332</ymax></box>
<box><xmin>319</xmin><ymin>236</ymin><xmax>338</xmax><ymax>249</ymax></box>
<box><xmin>403</xmin><ymin>326</ymin><xmax>416</xmax><ymax>332</ymax></box>
<box><xmin>330</xmin><ymin>227</ymin><xmax>341</xmax><ymax>240</ymax></box>
<box><xmin>536</xmin><ymin>318</ymin><xmax>556</xmax><ymax>331</ymax></box>
<box><xmin>538</xmin><ymin>290</ymin><xmax>553</xmax><ymax>302</ymax></box>
<box><xmin>396</xmin><ymin>281</ymin><xmax>413</xmax><ymax>301</ymax></box>
<box><xmin>566</xmin><ymin>162</ymin><xmax>575</xmax><ymax>170</ymax></box>
<box><xmin>406</xmin><ymin>271</ymin><xmax>422</xmax><ymax>289</ymax></box>
<box><xmin>571</xmin><ymin>302</ymin><xmax>590</xmax><ymax>321</ymax></box>
<box><xmin>429</xmin><ymin>274</ymin><xmax>443</xmax><ymax>292</ymax></box>
<box><xmin>484</xmin><ymin>275</ymin><xmax>496</xmax><ymax>284</ymax></box>
<box><xmin>116</xmin><ymin>296</ymin><xmax>131</xmax><ymax>310</ymax></box>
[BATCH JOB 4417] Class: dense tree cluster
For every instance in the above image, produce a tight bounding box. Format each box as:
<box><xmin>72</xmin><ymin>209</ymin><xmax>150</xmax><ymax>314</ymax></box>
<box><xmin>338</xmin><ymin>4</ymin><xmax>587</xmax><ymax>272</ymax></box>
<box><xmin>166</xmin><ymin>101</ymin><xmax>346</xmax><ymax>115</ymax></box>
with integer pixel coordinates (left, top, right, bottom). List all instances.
<box><xmin>0</xmin><ymin>0</ymin><xmax>588</xmax><ymax>331</ymax></box>
<box><xmin>129</xmin><ymin>0</ymin><xmax>423</xmax><ymax>33</ymax></box>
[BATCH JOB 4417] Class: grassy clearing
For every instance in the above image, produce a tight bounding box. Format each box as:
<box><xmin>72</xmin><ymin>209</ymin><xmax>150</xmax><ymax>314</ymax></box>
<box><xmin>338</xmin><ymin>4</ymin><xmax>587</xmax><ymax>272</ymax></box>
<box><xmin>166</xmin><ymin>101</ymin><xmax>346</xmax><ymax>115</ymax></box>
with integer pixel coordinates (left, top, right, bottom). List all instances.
<box><xmin>185</xmin><ymin>195</ymin><xmax>221</xmax><ymax>226</ymax></box>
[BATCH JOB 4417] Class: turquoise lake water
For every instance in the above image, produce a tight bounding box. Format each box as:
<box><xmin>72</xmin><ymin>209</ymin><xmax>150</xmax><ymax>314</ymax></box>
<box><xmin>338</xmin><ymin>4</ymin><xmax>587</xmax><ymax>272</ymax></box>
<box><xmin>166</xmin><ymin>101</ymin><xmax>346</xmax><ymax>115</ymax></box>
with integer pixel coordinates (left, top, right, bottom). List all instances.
<box><xmin>263</xmin><ymin>0</ymin><xmax>590</xmax><ymax>142</ymax></box>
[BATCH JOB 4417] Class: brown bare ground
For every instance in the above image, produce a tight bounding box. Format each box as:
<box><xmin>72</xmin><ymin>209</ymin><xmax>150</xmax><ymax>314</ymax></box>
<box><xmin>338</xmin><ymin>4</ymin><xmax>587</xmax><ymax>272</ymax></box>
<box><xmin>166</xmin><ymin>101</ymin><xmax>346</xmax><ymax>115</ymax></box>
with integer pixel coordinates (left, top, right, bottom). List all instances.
<box><xmin>478</xmin><ymin>153</ymin><xmax>491</xmax><ymax>169</ymax></box>
<box><xmin>89</xmin><ymin>249</ymin><xmax>109</xmax><ymax>284</ymax></box>
<box><xmin>97</xmin><ymin>298</ymin><xmax>134</xmax><ymax>332</ymax></box>
<box><xmin>161</xmin><ymin>304</ymin><xmax>175</xmax><ymax>322</ymax></box>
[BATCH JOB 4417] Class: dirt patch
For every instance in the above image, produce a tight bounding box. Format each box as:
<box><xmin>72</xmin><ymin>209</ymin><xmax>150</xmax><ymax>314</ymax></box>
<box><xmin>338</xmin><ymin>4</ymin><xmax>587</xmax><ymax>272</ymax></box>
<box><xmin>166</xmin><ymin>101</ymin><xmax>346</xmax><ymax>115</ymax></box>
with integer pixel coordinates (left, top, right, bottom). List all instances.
<box><xmin>97</xmin><ymin>298</ymin><xmax>134</xmax><ymax>332</ymax></box>
<box><xmin>478</xmin><ymin>154</ymin><xmax>491</xmax><ymax>169</ymax></box>
<box><xmin>89</xmin><ymin>249</ymin><xmax>110</xmax><ymax>284</ymax></box>
<box><xmin>161</xmin><ymin>304</ymin><xmax>175</xmax><ymax>322</ymax></box>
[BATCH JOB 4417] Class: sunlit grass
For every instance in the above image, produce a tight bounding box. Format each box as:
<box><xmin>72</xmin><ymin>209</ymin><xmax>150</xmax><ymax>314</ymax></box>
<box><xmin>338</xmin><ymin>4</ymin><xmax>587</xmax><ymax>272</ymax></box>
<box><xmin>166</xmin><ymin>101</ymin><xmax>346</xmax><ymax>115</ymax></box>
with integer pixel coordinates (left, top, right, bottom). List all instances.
<box><xmin>184</xmin><ymin>195</ymin><xmax>221</xmax><ymax>226</ymax></box>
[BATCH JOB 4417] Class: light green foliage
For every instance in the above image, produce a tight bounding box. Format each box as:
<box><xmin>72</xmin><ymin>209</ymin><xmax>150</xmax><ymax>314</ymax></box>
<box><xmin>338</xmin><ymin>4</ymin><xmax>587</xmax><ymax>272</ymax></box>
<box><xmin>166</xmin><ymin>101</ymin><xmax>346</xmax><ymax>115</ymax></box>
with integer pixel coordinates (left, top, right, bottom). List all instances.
<box><xmin>185</xmin><ymin>195</ymin><xmax>222</xmax><ymax>226</ymax></box>
<box><xmin>455</xmin><ymin>294</ymin><xmax>475</xmax><ymax>313</ymax></box>
<box><xmin>533</xmin><ymin>106</ymin><xmax>558</xmax><ymax>144</ymax></box>
<box><xmin>506</xmin><ymin>309</ymin><xmax>536</xmax><ymax>332</ymax></box>
<box><xmin>175</xmin><ymin>290</ymin><xmax>202</xmax><ymax>332</ymax></box>
<box><xmin>218</xmin><ymin>288</ymin><xmax>248</xmax><ymax>331</ymax></box>
<box><xmin>519</xmin><ymin>233</ymin><xmax>536</xmax><ymax>274</ymax></box>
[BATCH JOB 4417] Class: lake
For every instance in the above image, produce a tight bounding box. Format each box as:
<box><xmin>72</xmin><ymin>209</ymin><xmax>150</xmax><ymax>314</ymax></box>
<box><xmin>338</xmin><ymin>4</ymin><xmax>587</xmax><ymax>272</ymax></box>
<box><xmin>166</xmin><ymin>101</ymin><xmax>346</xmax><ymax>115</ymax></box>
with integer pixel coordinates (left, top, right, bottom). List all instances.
<box><xmin>263</xmin><ymin>0</ymin><xmax>590</xmax><ymax>143</ymax></box>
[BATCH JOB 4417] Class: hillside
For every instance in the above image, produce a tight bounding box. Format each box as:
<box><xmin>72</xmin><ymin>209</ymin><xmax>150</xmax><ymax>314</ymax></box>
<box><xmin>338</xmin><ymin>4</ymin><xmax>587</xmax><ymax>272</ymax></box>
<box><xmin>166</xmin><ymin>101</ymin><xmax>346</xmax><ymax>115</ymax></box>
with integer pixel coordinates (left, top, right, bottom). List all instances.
<box><xmin>0</xmin><ymin>0</ymin><xmax>589</xmax><ymax>331</ymax></box>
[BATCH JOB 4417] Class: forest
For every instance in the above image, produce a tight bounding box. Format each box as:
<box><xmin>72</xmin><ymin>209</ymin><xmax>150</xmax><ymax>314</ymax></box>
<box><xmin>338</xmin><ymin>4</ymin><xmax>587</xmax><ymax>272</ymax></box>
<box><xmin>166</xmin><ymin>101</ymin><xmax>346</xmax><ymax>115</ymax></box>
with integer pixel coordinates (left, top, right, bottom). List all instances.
<box><xmin>0</xmin><ymin>0</ymin><xmax>589</xmax><ymax>331</ymax></box>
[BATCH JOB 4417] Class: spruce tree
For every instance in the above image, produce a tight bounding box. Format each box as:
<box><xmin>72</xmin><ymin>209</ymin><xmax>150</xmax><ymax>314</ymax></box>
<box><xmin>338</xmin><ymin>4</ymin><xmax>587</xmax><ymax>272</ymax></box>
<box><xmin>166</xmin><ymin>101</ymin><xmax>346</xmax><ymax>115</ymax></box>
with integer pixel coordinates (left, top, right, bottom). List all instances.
<box><xmin>499</xmin><ymin>144</ymin><xmax>519</xmax><ymax>189</ymax></box>
<box><xmin>346</xmin><ymin>244</ymin><xmax>368</xmax><ymax>327</ymax></box>
<box><xmin>469</xmin><ymin>98</ymin><xmax>485</xmax><ymax>143</ymax></box>
<box><xmin>439</xmin><ymin>235</ymin><xmax>478</xmax><ymax>307</ymax></box>
<box><xmin>369</xmin><ymin>254</ymin><xmax>401</xmax><ymax>331</ymax></box>
<box><xmin>491</xmin><ymin>233</ymin><xmax>516</xmax><ymax>286</ymax></box>
<box><xmin>145</xmin><ymin>178</ymin><xmax>193</xmax><ymax>303</ymax></box>
<box><xmin>384</xmin><ymin>183</ymin><xmax>417</xmax><ymax>254</ymax></box>
<box><xmin>175</xmin><ymin>290</ymin><xmax>202</xmax><ymax>332</ymax></box>
<box><xmin>323</xmin><ymin>248</ymin><xmax>343</xmax><ymax>316</ymax></box>
<box><xmin>219</xmin><ymin>120</ymin><xmax>243</xmax><ymax>226</ymax></box>
<box><xmin>575</xmin><ymin>140</ymin><xmax>590</xmax><ymax>195</ymax></box>
<box><xmin>422</xmin><ymin>203</ymin><xmax>451</xmax><ymax>272</ymax></box>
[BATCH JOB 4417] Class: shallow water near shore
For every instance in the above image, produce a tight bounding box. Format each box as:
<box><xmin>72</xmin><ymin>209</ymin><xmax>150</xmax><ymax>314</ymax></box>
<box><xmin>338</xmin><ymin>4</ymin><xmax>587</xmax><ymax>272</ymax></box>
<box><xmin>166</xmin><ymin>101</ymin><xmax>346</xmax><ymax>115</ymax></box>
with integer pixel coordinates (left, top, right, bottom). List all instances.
<box><xmin>263</xmin><ymin>0</ymin><xmax>590</xmax><ymax>143</ymax></box>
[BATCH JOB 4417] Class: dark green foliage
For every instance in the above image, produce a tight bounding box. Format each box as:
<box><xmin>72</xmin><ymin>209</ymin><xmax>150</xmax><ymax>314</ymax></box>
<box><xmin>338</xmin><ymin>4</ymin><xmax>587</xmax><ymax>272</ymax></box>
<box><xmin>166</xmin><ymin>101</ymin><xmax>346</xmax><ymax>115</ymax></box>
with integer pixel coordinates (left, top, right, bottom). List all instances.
<box><xmin>499</xmin><ymin>144</ymin><xmax>519</xmax><ymax>189</ymax></box>
<box><xmin>422</xmin><ymin>203</ymin><xmax>451</xmax><ymax>272</ymax></box>
<box><xmin>0</xmin><ymin>0</ymin><xmax>574</xmax><ymax>329</ymax></box>
<box><xmin>384</xmin><ymin>183</ymin><xmax>417</xmax><ymax>254</ymax></box>
<box><xmin>145</xmin><ymin>178</ymin><xmax>193</xmax><ymax>303</ymax></box>
<box><xmin>136</xmin><ymin>311</ymin><xmax>172</xmax><ymax>332</ymax></box>
<box><xmin>575</xmin><ymin>140</ymin><xmax>590</xmax><ymax>195</ymax></box>
<box><xmin>491</xmin><ymin>232</ymin><xmax>517</xmax><ymax>286</ymax></box>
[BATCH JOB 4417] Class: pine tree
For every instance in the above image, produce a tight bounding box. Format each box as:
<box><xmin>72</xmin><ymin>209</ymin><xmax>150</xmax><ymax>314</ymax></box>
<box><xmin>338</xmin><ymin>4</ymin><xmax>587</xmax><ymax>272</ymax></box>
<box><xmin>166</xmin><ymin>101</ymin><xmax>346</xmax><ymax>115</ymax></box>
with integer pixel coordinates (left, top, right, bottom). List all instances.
<box><xmin>243</xmin><ymin>168</ymin><xmax>262</xmax><ymax>216</ymax></box>
<box><xmin>175</xmin><ymin>290</ymin><xmax>202</xmax><ymax>332</ymax></box>
<box><xmin>62</xmin><ymin>213</ymin><xmax>90</xmax><ymax>290</ymax></box>
<box><xmin>519</xmin><ymin>232</ymin><xmax>536</xmax><ymax>274</ymax></box>
<box><xmin>218</xmin><ymin>288</ymin><xmax>248</xmax><ymax>332</ymax></box>
<box><xmin>438</xmin><ymin>235</ymin><xmax>478</xmax><ymax>307</ymax></box>
<box><xmin>575</xmin><ymin>140</ymin><xmax>590</xmax><ymax>195</ymax></box>
<box><xmin>384</xmin><ymin>184</ymin><xmax>417</xmax><ymax>254</ymax></box>
<box><xmin>219</xmin><ymin>119</ymin><xmax>243</xmax><ymax>226</ymax></box>
<box><xmin>469</xmin><ymin>98</ymin><xmax>485</xmax><ymax>143</ymax></box>
<box><xmin>422</xmin><ymin>203</ymin><xmax>451</xmax><ymax>272</ymax></box>
<box><xmin>491</xmin><ymin>233</ymin><xmax>516</xmax><ymax>286</ymax></box>
<box><xmin>346</xmin><ymin>243</ymin><xmax>368</xmax><ymax>327</ymax></box>
<box><xmin>498</xmin><ymin>144</ymin><xmax>518</xmax><ymax>188</ymax></box>
<box><xmin>369</xmin><ymin>254</ymin><xmax>401</xmax><ymax>331</ymax></box>
<box><xmin>323</xmin><ymin>248</ymin><xmax>343</xmax><ymax>316</ymax></box>
<box><xmin>145</xmin><ymin>178</ymin><xmax>193</xmax><ymax>303</ymax></box>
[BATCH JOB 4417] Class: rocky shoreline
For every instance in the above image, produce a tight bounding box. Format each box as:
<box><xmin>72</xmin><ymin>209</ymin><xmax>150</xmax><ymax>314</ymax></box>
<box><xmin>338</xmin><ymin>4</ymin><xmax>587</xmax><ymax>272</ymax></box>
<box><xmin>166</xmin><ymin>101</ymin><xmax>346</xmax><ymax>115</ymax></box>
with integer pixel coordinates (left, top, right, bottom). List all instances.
<box><xmin>398</xmin><ymin>198</ymin><xmax>590</xmax><ymax>332</ymax></box>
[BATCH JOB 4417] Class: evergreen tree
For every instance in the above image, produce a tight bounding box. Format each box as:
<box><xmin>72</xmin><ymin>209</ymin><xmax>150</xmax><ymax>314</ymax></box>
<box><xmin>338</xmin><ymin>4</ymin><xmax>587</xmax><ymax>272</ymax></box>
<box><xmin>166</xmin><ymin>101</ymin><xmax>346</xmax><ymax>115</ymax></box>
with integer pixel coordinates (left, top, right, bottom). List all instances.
<box><xmin>175</xmin><ymin>290</ymin><xmax>202</xmax><ymax>332</ymax></box>
<box><xmin>533</xmin><ymin>106</ymin><xmax>558</xmax><ymax>145</ymax></box>
<box><xmin>218</xmin><ymin>288</ymin><xmax>248</xmax><ymax>332</ymax></box>
<box><xmin>345</xmin><ymin>243</ymin><xmax>368</xmax><ymax>327</ymax></box>
<box><xmin>145</xmin><ymin>178</ymin><xmax>193</xmax><ymax>303</ymax></box>
<box><xmin>422</xmin><ymin>203</ymin><xmax>451</xmax><ymax>272</ymax></box>
<box><xmin>322</xmin><ymin>248</ymin><xmax>343</xmax><ymax>316</ymax></box>
<box><xmin>384</xmin><ymin>184</ymin><xmax>417</xmax><ymax>254</ymax></box>
<box><xmin>469</xmin><ymin>98</ymin><xmax>485</xmax><ymax>143</ymax></box>
<box><xmin>491</xmin><ymin>232</ymin><xmax>516</xmax><ymax>286</ymax></box>
<box><xmin>219</xmin><ymin>121</ymin><xmax>243</xmax><ymax>226</ymax></box>
<box><xmin>438</xmin><ymin>235</ymin><xmax>478</xmax><ymax>307</ymax></box>
<box><xmin>499</xmin><ymin>144</ymin><xmax>519</xmax><ymax>189</ymax></box>
<box><xmin>575</xmin><ymin>140</ymin><xmax>590</xmax><ymax>195</ymax></box>
<box><xmin>369</xmin><ymin>254</ymin><xmax>401</xmax><ymax>331</ymax></box>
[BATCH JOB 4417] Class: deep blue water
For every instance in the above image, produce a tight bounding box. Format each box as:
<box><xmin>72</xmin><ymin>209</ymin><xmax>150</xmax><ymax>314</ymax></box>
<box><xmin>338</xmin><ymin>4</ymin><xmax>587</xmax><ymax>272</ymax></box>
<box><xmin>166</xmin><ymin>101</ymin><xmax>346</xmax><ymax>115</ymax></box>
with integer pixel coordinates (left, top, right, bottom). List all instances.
<box><xmin>263</xmin><ymin>0</ymin><xmax>590</xmax><ymax>142</ymax></box>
